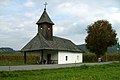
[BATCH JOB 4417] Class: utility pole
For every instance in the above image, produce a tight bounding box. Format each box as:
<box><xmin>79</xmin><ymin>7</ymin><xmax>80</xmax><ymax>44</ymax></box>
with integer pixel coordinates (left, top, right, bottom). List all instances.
<box><xmin>117</xmin><ymin>38</ymin><xmax>119</xmax><ymax>54</ymax></box>
<box><xmin>117</xmin><ymin>38</ymin><xmax>120</xmax><ymax>61</ymax></box>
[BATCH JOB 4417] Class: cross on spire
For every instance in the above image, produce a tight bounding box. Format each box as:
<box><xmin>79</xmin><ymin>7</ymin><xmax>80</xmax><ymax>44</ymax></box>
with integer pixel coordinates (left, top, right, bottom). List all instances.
<box><xmin>44</xmin><ymin>2</ymin><xmax>48</xmax><ymax>11</ymax></box>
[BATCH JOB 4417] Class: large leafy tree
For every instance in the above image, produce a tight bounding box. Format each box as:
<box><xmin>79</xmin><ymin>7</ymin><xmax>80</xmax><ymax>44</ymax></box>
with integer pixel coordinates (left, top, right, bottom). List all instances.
<box><xmin>85</xmin><ymin>20</ymin><xmax>117</xmax><ymax>61</ymax></box>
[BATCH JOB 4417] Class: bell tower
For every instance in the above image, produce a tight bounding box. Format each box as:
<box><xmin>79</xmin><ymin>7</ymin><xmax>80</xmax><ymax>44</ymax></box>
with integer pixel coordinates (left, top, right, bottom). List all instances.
<box><xmin>36</xmin><ymin>2</ymin><xmax>54</xmax><ymax>40</ymax></box>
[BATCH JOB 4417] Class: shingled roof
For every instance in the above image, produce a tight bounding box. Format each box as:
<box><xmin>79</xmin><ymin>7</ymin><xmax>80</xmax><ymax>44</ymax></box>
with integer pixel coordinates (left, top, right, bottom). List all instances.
<box><xmin>36</xmin><ymin>9</ymin><xmax>54</xmax><ymax>25</ymax></box>
<box><xmin>21</xmin><ymin>33</ymin><xmax>81</xmax><ymax>52</ymax></box>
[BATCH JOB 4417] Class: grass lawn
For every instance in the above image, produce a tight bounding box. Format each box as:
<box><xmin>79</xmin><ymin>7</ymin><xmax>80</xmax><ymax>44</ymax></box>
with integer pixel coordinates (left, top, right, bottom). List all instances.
<box><xmin>0</xmin><ymin>62</ymin><xmax>120</xmax><ymax>80</ymax></box>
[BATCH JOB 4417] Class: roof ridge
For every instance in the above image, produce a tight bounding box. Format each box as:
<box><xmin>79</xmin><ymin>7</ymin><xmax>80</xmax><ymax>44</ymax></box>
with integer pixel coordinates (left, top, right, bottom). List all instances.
<box><xmin>37</xmin><ymin>33</ymin><xmax>50</xmax><ymax>47</ymax></box>
<box><xmin>53</xmin><ymin>36</ymin><xmax>71</xmax><ymax>41</ymax></box>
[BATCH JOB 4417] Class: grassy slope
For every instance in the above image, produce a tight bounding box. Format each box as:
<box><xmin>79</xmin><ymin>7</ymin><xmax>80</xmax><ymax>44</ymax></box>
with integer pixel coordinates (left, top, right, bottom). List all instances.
<box><xmin>0</xmin><ymin>62</ymin><xmax>120</xmax><ymax>80</ymax></box>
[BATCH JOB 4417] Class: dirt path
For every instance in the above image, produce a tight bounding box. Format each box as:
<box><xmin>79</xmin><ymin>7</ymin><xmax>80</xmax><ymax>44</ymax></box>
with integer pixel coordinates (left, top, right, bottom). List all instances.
<box><xmin>0</xmin><ymin>61</ymin><xmax>118</xmax><ymax>71</ymax></box>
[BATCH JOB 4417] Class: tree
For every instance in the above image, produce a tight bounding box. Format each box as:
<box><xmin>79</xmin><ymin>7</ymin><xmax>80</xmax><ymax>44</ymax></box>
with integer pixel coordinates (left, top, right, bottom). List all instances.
<box><xmin>85</xmin><ymin>20</ymin><xmax>117</xmax><ymax>61</ymax></box>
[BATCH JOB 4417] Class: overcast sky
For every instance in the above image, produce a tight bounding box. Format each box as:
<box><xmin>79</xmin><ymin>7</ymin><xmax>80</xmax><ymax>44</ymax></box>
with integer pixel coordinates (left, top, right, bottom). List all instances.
<box><xmin>0</xmin><ymin>0</ymin><xmax>120</xmax><ymax>50</ymax></box>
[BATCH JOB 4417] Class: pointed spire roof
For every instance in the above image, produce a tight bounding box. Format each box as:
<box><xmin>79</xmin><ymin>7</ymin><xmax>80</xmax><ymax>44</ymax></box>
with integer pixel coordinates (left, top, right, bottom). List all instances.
<box><xmin>36</xmin><ymin>9</ymin><xmax>54</xmax><ymax>25</ymax></box>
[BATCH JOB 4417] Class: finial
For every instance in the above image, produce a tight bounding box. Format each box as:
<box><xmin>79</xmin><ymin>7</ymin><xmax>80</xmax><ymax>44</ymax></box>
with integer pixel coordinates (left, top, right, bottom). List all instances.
<box><xmin>44</xmin><ymin>2</ymin><xmax>48</xmax><ymax>11</ymax></box>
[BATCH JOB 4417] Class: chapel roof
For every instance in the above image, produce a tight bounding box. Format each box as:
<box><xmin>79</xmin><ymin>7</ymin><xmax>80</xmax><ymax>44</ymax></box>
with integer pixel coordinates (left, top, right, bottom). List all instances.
<box><xmin>21</xmin><ymin>33</ymin><xmax>81</xmax><ymax>52</ymax></box>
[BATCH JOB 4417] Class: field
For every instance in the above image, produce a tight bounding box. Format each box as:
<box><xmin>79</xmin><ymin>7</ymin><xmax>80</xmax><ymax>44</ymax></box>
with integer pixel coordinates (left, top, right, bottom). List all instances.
<box><xmin>0</xmin><ymin>62</ymin><xmax>120</xmax><ymax>80</ymax></box>
<box><xmin>0</xmin><ymin>53</ymin><xmax>40</xmax><ymax>66</ymax></box>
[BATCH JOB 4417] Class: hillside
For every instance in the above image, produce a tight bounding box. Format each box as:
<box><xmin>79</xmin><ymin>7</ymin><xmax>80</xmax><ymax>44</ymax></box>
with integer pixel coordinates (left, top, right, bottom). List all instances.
<box><xmin>0</xmin><ymin>47</ymin><xmax>15</xmax><ymax>53</ymax></box>
<box><xmin>77</xmin><ymin>44</ymin><xmax>120</xmax><ymax>53</ymax></box>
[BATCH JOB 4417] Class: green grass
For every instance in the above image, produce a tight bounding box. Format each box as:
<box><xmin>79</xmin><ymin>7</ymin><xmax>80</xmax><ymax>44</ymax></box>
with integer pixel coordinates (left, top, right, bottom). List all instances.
<box><xmin>0</xmin><ymin>60</ymin><xmax>24</xmax><ymax>66</ymax></box>
<box><xmin>0</xmin><ymin>62</ymin><xmax>120</xmax><ymax>80</ymax></box>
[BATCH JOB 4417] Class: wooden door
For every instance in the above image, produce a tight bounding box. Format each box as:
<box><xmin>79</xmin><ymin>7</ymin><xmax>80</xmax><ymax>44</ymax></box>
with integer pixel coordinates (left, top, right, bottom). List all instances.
<box><xmin>47</xmin><ymin>54</ymin><xmax>51</xmax><ymax>64</ymax></box>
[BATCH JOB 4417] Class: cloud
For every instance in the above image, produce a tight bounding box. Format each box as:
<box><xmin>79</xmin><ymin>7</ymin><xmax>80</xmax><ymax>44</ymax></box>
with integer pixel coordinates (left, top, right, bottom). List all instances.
<box><xmin>0</xmin><ymin>0</ymin><xmax>10</xmax><ymax>6</ymax></box>
<box><xmin>52</xmin><ymin>1</ymin><xmax>120</xmax><ymax>45</ymax></box>
<box><xmin>57</xmin><ymin>2</ymin><xmax>120</xmax><ymax>24</ymax></box>
<box><xmin>0</xmin><ymin>13</ymin><xmax>37</xmax><ymax>50</ymax></box>
<box><xmin>23</xmin><ymin>1</ymin><xmax>35</xmax><ymax>8</ymax></box>
<box><xmin>0</xmin><ymin>0</ymin><xmax>120</xmax><ymax>50</ymax></box>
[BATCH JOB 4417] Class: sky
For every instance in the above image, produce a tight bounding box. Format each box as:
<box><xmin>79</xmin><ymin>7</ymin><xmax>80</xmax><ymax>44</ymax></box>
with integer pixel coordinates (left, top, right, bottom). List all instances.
<box><xmin>0</xmin><ymin>0</ymin><xmax>120</xmax><ymax>50</ymax></box>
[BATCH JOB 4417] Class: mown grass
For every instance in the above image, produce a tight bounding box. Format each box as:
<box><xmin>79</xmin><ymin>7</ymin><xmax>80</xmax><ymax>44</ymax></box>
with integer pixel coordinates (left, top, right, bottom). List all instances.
<box><xmin>0</xmin><ymin>62</ymin><xmax>120</xmax><ymax>80</ymax></box>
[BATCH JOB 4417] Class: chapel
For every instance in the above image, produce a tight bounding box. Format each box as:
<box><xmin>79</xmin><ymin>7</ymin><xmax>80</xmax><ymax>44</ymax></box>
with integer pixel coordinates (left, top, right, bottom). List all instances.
<box><xmin>21</xmin><ymin>4</ymin><xmax>82</xmax><ymax>64</ymax></box>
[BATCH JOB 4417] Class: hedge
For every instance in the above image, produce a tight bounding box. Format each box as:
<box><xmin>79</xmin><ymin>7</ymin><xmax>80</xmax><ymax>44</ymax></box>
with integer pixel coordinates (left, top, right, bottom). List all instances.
<box><xmin>83</xmin><ymin>53</ymin><xmax>120</xmax><ymax>62</ymax></box>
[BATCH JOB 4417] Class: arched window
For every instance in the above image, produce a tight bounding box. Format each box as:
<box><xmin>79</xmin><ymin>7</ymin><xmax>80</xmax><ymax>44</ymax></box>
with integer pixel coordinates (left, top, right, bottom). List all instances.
<box><xmin>48</xmin><ymin>26</ymin><xmax>50</xmax><ymax>30</ymax></box>
<box><xmin>66</xmin><ymin>56</ymin><xmax>68</xmax><ymax>61</ymax></box>
<box><xmin>48</xmin><ymin>28</ymin><xmax>50</xmax><ymax>30</ymax></box>
<box><xmin>77</xmin><ymin>56</ymin><xmax>79</xmax><ymax>61</ymax></box>
<box><xmin>41</xmin><ymin>26</ymin><xmax>43</xmax><ymax>30</ymax></box>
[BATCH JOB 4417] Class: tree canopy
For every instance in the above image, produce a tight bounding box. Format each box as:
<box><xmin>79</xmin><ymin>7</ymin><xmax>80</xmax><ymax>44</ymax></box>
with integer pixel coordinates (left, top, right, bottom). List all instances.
<box><xmin>85</xmin><ymin>20</ymin><xmax>117</xmax><ymax>58</ymax></box>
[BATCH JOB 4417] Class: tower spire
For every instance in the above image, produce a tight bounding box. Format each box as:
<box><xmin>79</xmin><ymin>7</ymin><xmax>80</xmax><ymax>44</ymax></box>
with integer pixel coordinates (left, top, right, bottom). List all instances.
<box><xmin>44</xmin><ymin>2</ymin><xmax>47</xmax><ymax>11</ymax></box>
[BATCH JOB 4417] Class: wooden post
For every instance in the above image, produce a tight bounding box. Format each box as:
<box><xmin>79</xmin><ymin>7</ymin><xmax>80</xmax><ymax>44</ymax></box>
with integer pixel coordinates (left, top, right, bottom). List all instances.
<box><xmin>41</xmin><ymin>50</ymin><xmax>43</xmax><ymax>64</ymax></box>
<box><xmin>24</xmin><ymin>51</ymin><xmax>26</xmax><ymax>64</ymax></box>
<box><xmin>106</xmin><ymin>53</ymin><xmax>107</xmax><ymax>62</ymax></box>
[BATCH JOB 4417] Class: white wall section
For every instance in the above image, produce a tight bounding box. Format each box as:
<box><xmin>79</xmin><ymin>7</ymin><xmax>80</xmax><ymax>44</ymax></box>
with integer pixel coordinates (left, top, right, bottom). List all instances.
<box><xmin>58</xmin><ymin>51</ymin><xmax>82</xmax><ymax>64</ymax></box>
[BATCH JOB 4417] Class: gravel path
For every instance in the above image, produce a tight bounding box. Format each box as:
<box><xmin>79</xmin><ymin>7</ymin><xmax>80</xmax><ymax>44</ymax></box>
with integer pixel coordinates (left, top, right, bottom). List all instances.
<box><xmin>0</xmin><ymin>61</ymin><xmax>118</xmax><ymax>71</ymax></box>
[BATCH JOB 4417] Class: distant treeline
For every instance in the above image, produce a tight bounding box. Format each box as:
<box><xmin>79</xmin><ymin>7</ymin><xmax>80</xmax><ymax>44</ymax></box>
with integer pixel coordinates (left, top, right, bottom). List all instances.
<box><xmin>77</xmin><ymin>44</ymin><xmax>120</xmax><ymax>53</ymax></box>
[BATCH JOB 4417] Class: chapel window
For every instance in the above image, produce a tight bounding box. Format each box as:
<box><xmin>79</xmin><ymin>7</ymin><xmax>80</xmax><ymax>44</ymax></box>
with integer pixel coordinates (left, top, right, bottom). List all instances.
<box><xmin>66</xmin><ymin>56</ymin><xmax>68</xmax><ymax>61</ymax></box>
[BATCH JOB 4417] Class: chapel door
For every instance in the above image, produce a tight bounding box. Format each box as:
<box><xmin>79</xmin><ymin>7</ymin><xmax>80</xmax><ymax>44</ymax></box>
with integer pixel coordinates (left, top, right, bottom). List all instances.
<box><xmin>47</xmin><ymin>54</ymin><xmax>51</xmax><ymax>64</ymax></box>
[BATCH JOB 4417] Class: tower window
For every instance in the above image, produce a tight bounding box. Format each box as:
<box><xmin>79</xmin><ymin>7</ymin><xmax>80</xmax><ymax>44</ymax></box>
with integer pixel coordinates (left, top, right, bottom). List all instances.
<box><xmin>48</xmin><ymin>26</ymin><xmax>50</xmax><ymax>30</ymax></box>
<box><xmin>41</xmin><ymin>26</ymin><xmax>43</xmax><ymax>29</ymax></box>
<box><xmin>48</xmin><ymin>27</ymin><xmax>50</xmax><ymax>30</ymax></box>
